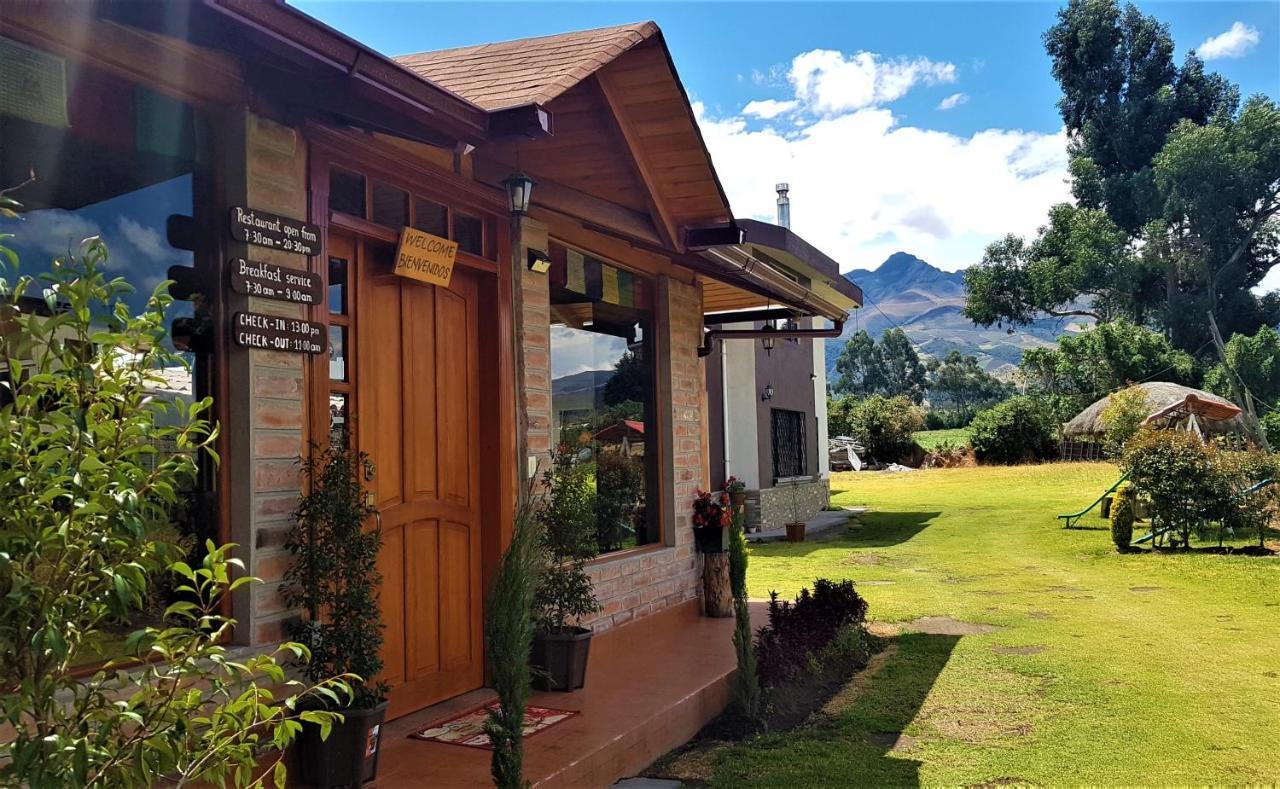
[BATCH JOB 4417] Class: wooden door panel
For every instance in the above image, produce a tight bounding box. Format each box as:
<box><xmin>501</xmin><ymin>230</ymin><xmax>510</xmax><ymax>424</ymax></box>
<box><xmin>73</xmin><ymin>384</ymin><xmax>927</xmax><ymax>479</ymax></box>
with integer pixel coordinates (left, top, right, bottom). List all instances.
<box><xmin>403</xmin><ymin>284</ymin><xmax>438</xmax><ymax>501</ymax></box>
<box><xmin>368</xmin><ymin>277</ymin><xmax>404</xmax><ymax>510</ymax></box>
<box><xmin>436</xmin><ymin>286</ymin><xmax>471</xmax><ymax>508</ymax></box>
<box><xmin>377</xmin><ymin>523</ymin><xmax>406</xmax><ymax>686</ymax></box>
<box><xmin>405</xmin><ymin>519</ymin><xmax>441</xmax><ymax>678</ymax></box>
<box><xmin>438</xmin><ymin>521</ymin><xmax>473</xmax><ymax>672</ymax></box>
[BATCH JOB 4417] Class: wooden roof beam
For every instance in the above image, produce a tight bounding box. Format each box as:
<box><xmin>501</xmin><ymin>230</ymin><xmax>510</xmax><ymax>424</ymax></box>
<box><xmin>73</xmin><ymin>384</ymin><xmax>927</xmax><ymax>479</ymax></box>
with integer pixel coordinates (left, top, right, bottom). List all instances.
<box><xmin>593</xmin><ymin>69</ymin><xmax>683</xmax><ymax>254</ymax></box>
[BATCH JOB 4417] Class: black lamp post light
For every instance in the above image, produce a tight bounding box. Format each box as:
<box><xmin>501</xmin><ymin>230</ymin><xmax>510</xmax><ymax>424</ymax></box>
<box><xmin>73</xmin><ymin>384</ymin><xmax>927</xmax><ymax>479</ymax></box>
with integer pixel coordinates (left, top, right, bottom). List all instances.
<box><xmin>503</xmin><ymin>171</ymin><xmax>535</xmax><ymax>216</ymax></box>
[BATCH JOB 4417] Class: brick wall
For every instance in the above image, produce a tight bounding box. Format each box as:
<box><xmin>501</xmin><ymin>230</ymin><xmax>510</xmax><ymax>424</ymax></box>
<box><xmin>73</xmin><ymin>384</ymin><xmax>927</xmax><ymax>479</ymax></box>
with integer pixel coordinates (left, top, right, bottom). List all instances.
<box><xmin>224</xmin><ymin>113</ymin><xmax>310</xmax><ymax>646</ymax></box>
<box><xmin>579</xmin><ymin>276</ymin><xmax>705</xmax><ymax>633</ymax></box>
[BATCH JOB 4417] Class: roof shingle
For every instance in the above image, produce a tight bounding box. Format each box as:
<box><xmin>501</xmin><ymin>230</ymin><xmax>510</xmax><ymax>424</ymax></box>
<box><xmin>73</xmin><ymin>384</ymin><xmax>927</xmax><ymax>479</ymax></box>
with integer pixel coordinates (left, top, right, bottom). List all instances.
<box><xmin>395</xmin><ymin>21</ymin><xmax>660</xmax><ymax>110</ymax></box>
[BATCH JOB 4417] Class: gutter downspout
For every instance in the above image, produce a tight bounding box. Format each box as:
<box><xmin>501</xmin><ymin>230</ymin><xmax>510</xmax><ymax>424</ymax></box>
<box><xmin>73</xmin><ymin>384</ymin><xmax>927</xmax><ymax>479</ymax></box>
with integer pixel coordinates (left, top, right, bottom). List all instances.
<box><xmin>698</xmin><ymin>319</ymin><xmax>845</xmax><ymax>358</ymax></box>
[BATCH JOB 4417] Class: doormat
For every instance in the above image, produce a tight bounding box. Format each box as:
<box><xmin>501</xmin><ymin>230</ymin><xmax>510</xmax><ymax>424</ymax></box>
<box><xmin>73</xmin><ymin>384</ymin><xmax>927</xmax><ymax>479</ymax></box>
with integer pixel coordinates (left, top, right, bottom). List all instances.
<box><xmin>409</xmin><ymin>703</ymin><xmax>579</xmax><ymax>750</ymax></box>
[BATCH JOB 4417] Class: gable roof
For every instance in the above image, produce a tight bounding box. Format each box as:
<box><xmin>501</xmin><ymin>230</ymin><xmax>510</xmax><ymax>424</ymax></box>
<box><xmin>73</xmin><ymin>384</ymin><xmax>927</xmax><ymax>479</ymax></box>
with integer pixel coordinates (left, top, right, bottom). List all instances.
<box><xmin>396</xmin><ymin>22</ymin><xmax>660</xmax><ymax>112</ymax></box>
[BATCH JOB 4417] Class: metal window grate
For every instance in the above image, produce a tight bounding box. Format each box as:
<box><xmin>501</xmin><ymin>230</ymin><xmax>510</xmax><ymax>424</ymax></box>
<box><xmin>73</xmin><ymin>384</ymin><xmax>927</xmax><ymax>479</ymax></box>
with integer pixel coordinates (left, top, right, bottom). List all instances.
<box><xmin>771</xmin><ymin>408</ymin><xmax>807</xmax><ymax>479</ymax></box>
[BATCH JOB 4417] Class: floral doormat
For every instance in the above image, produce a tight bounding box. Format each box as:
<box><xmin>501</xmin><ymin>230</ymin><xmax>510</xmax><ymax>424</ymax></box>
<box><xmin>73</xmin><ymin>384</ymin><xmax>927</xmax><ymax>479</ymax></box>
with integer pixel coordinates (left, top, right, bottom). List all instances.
<box><xmin>409</xmin><ymin>703</ymin><xmax>579</xmax><ymax>750</ymax></box>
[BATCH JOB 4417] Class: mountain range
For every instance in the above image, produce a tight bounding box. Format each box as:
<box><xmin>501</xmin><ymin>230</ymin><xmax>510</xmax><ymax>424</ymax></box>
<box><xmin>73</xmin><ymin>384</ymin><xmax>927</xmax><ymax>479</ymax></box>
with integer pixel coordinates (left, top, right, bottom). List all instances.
<box><xmin>827</xmin><ymin>252</ymin><xmax>1086</xmax><ymax>380</ymax></box>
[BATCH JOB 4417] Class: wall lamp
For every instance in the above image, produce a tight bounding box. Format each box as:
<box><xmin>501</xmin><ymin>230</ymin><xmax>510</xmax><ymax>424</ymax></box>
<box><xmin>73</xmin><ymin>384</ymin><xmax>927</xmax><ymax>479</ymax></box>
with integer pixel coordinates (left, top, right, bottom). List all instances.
<box><xmin>761</xmin><ymin>382</ymin><xmax>775</xmax><ymax>401</ymax></box>
<box><xmin>503</xmin><ymin>171</ymin><xmax>536</xmax><ymax>216</ymax></box>
<box><xmin>760</xmin><ymin>322</ymin><xmax>776</xmax><ymax>355</ymax></box>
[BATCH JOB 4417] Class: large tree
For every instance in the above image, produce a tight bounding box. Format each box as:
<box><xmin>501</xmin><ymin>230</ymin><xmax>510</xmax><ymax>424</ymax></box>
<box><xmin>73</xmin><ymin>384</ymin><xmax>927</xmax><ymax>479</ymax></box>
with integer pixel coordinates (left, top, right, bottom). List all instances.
<box><xmin>926</xmin><ymin>350</ymin><xmax>1013</xmax><ymax>422</ymax></box>
<box><xmin>832</xmin><ymin>328</ymin><xmax>926</xmax><ymax>404</ymax></box>
<box><xmin>965</xmin><ymin>0</ymin><xmax>1280</xmax><ymax>353</ymax></box>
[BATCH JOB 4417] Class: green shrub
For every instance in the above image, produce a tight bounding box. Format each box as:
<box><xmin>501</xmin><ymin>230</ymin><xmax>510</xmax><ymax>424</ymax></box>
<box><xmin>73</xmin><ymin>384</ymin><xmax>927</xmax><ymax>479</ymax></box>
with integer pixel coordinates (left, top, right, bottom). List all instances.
<box><xmin>969</xmin><ymin>396</ymin><xmax>1057</xmax><ymax>464</ymax></box>
<box><xmin>533</xmin><ymin>445</ymin><xmax>600</xmax><ymax>634</ymax></box>
<box><xmin>1100</xmin><ymin>385</ymin><xmax>1151</xmax><ymax>457</ymax></box>
<box><xmin>1110</xmin><ymin>482</ymin><xmax>1136</xmax><ymax>551</ymax></box>
<box><xmin>1121</xmin><ymin>429</ymin><xmax>1223</xmax><ymax>547</ymax></box>
<box><xmin>0</xmin><ymin>238</ymin><xmax>346</xmax><ymax>787</ymax></box>
<box><xmin>1260</xmin><ymin>407</ymin><xmax>1280</xmax><ymax>449</ymax></box>
<box><xmin>843</xmin><ymin>394</ymin><xmax>924</xmax><ymax>463</ymax></box>
<box><xmin>1215</xmin><ymin>449</ymin><xmax>1279</xmax><ymax>547</ymax></box>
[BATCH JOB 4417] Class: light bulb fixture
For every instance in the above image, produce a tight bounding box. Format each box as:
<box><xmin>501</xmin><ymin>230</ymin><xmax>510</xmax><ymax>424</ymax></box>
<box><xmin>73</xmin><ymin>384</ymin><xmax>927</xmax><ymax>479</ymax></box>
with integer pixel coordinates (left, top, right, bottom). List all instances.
<box><xmin>761</xmin><ymin>382</ymin><xmax>775</xmax><ymax>401</ymax></box>
<box><xmin>760</xmin><ymin>322</ymin><xmax>777</xmax><ymax>355</ymax></box>
<box><xmin>503</xmin><ymin>171</ymin><xmax>535</xmax><ymax>216</ymax></box>
<box><xmin>527</xmin><ymin>248</ymin><xmax>551</xmax><ymax>274</ymax></box>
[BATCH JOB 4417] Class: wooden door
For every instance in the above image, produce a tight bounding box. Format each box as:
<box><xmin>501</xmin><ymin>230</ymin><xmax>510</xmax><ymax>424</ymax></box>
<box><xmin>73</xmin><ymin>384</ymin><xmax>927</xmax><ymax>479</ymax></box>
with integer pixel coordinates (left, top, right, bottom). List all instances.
<box><xmin>351</xmin><ymin>236</ymin><xmax>484</xmax><ymax>719</ymax></box>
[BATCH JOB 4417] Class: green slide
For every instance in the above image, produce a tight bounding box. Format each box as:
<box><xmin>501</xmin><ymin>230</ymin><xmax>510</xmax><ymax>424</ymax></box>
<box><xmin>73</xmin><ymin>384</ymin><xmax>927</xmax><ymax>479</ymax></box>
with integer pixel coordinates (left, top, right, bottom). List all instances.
<box><xmin>1057</xmin><ymin>471</ymin><xmax>1131</xmax><ymax>529</ymax></box>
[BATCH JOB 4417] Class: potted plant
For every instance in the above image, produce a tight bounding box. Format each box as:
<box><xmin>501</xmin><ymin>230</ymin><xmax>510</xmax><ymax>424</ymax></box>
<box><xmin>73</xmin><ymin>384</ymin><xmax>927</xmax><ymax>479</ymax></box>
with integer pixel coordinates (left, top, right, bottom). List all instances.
<box><xmin>283</xmin><ymin>441</ymin><xmax>389</xmax><ymax>788</ymax></box>
<box><xmin>531</xmin><ymin>445</ymin><xmax>602</xmax><ymax>691</ymax></box>
<box><xmin>726</xmin><ymin>476</ymin><xmax>748</xmax><ymax>509</ymax></box>
<box><xmin>785</xmin><ymin>481</ymin><xmax>806</xmax><ymax>543</ymax></box>
<box><xmin>692</xmin><ymin>489</ymin><xmax>732</xmax><ymax>553</ymax></box>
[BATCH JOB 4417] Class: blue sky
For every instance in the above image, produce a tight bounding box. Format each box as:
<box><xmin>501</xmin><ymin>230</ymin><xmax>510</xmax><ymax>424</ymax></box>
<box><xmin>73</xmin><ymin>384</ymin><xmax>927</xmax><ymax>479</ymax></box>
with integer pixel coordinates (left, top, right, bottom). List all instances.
<box><xmin>297</xmin><ymin>1</ymin><xmax>1280</xmax><ymax>274</ymax></box>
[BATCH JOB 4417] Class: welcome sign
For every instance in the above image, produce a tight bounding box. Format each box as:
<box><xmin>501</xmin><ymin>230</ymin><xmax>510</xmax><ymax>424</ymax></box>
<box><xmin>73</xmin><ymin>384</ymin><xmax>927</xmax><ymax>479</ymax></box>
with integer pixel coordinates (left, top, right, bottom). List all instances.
<box><xmin>393</xmin><ymin>226</ymin><xmax>458</xmax><ymax>288</ymax></box>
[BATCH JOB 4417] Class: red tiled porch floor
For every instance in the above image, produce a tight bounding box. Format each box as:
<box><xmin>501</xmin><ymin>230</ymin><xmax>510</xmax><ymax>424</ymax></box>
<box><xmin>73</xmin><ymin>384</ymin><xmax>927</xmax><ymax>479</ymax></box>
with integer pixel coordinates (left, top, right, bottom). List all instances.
<box><xmin>375</xmin><ymin>600</ymin><xmax>736</xmax><ymax>788</ymax></box>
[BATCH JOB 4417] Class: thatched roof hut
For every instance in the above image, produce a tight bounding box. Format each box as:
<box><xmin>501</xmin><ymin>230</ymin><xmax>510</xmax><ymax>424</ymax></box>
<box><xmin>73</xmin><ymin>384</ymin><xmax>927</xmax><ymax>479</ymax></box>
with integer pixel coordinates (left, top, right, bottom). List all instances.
<box><xmin>1061</xmin><ymin>382</ymin><xmax>1245</xmax><ymax>437</ymax></box>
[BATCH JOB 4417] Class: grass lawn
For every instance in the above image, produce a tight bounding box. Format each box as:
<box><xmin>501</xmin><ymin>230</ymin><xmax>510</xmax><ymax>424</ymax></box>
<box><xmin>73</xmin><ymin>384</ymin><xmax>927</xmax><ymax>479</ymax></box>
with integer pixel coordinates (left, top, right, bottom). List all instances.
<box><xmin>912</xmin><ymin>428</ymin><xmax>971</xmax><ymax>450</ymax></box>
<box><xmin>705</xmin><ymin>463</ymin><xmax>1280</xmax><ymax>786</ymax></box>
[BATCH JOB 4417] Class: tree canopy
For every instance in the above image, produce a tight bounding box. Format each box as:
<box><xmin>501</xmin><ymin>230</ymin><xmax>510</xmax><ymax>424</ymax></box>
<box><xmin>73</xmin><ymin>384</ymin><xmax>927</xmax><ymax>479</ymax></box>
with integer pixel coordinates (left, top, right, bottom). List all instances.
<box><xmin>964</xmin><ymin>0</ymin><xmax>1280</xmax><ymax>353</ymax></box>
<box><xmin>832</xmin><ymin>328</ymin><xmax>927</xmax><ymax>404</ymax></box>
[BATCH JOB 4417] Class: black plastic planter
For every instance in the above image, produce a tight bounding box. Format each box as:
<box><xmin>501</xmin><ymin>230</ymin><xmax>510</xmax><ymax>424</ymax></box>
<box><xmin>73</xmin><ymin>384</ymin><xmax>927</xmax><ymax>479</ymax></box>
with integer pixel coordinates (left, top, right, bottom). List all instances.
<box><xmin>693</xmin><ymin>525</ymin><xmax>729</xmax><ymax>553</ymax></box>
<box><xmin>295</xmin><ymin>700</ymin><xmax>388</xmax><ymax>788</ymax></box>
<box><xmin>531</xmin><ymin>627</ymin><xmax>593</xmax><ymax>691</ymax></box>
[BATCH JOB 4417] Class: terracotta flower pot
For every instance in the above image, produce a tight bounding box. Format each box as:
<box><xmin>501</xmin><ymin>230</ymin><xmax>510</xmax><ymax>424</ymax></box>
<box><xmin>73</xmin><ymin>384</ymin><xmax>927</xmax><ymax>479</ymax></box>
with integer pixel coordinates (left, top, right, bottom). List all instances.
<box><xmin>729</xmin><ymin>490</ymin><xmax>747</xmax><ymax>508</ymax></box>
<box><xmin>785</xmin><ymin>521</ymin><xmax>806</xmax><ymax>543</ymax></box>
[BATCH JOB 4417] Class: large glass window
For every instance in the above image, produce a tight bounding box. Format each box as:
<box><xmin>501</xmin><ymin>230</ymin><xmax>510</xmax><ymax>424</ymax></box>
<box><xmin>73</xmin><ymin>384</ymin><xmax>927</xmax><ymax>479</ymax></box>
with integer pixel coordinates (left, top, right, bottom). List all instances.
<box><xmin>549</xmin><ymin>243</ymin><xmax>658</xmax><ymax>554</ymax></box>
<box><xmin>0</xmin><ymin>43</ymin><xmax>214</xmax><ymax>662</ymax></box>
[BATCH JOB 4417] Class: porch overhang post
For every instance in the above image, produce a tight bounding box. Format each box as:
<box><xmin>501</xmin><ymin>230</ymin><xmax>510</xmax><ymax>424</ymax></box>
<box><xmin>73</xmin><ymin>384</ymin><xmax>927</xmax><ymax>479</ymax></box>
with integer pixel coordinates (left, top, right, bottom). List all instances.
<box><xmin>509</xmin><ymin>214</ymin><xmax>552</xmax><ymax>503</ymax></box>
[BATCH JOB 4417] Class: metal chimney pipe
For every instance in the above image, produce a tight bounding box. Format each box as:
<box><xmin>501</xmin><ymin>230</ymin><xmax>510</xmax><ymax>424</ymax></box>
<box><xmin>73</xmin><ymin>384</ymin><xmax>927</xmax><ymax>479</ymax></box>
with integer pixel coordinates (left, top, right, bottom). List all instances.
<box><xmin>776</xmin><ymin>182</ymin><xmax>790</xmax><ymax>229</ymax></box>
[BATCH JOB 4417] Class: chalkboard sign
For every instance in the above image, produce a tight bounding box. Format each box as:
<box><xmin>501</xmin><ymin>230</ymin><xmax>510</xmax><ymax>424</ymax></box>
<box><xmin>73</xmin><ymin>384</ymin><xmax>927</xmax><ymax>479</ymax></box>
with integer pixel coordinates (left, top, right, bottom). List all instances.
<box><xmin>229</xmin><ymin>206</ymin><xmax>320</xmax><ymax>256</ymax></box>
<box><xmin>232</xmin><ymin>311</ymin><xmax>325</xmax><ymax>354</ymax></box>
<box><xmin>229</xmin><ymin>258</ymin><xmax>323</xmax><ymax>305</ymax></box>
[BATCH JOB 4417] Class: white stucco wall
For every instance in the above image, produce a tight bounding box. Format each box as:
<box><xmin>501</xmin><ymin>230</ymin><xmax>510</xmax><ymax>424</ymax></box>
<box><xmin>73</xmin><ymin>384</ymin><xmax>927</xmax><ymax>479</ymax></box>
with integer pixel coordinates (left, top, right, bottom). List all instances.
<box><xmin>812</xmin><ymin>317</ymin><xmax>830</xmax><ymax>479</ymax></box>
<box><xmin>721</xmin><ymin>322</ymin><xmax>761</xmax><ymax>489</ymax></box>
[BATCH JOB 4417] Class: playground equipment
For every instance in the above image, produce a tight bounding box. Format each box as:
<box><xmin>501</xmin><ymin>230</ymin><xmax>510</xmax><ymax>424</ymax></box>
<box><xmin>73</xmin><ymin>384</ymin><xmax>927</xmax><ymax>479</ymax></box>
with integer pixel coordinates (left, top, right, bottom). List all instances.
<box><xmin>1057</xmin><ymin>471</ymin><xmax>1131</xmax><ymax>529</ymax></box>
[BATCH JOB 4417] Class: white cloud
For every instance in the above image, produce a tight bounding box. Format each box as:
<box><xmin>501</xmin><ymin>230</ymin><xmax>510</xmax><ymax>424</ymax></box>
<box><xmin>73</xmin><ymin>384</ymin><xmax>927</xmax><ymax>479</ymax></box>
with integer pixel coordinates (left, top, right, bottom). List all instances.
<box><xmin>788</xmin><ymin>49</ymin><xmax>956</xmax><ymax>114</ymax></box>
<box><xmin>6</xmin><ymin>210</ymin><xmax>101</xmax><ymax>260</ymax></box>
<box><xmin>117</xmin><ymin>217</ymin><xmax>170</xmax><ymax>262</ymax></box>
<box><xmin>937</xmin><ymin>92</ymin><xmax>969</xmax><ymax>111</ymax></box>
<box><xmin>741</xmin><ymin>99</ymin><xmax>800</xmax><ymax>119</ymax></box>
<box><xmin>1198</xmin><ymin>22</ymin><xmax>1260</xmax><ymax>60</ymax></box>
<box><xmin>694</xmin><ymin>98</ymin><xmax>1070</xmax><ymax>272</ymax></box>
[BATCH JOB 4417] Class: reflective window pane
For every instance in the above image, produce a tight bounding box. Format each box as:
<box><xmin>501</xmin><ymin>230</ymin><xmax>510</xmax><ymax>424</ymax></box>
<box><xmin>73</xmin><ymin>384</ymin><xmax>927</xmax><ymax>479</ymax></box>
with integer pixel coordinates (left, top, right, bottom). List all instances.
<box><xmin>548</xmin><ymin>252</ymin><xmax>655</xmax><ymax>555</ymax></box>
<box><xmin>454</xmin><ymin>212</ymin><xmax>483</xmax><ymax>256</ymax></box>
<box><xmin>328</xmin><ymin>256</ymin><xmax>348</xmax><ymax>315</ymax></box>
<box><xmin>329</xmin><ymin>393</ymin><xmax>349</xmax><ymax>446</ymax></box>
<box><xmin>371</xmin><ymin>180</ymin><xmax>408</xmax><ymax>228</ymax></box>
<box><xmin>329</xmin><ymin>325</ymin><xmax>347</xmax><ymax>382</ymax></box>
<box><xmin>413</xmin><ymin>197</ymin><xmax>448</xmax><ymax>238</ymax></box>
<box><xmin>329</xmin><ymin>168</ymin><xmax>365</xmax><ymax>217</ymax></box>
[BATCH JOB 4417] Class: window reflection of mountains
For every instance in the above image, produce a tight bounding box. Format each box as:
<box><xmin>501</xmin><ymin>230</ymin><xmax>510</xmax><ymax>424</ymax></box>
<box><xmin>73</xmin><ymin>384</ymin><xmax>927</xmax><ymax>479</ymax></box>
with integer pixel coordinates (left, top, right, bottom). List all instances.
<box><xmin>552</xmin><ymin>368</ymin><xmax>614</xmax><ymax>414</ymax></box>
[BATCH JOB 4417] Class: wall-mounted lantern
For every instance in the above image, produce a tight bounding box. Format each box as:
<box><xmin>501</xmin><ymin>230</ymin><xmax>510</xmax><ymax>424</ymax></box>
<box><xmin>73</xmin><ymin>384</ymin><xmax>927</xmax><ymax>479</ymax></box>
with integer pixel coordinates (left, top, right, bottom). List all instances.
<box><xmin>761</xmin><ymin>382</ymin><xmax>775</xmax><ymax>401</ymax></box>
<box><xmin>503</xmin><ymin>171</ymin><xmax>535</xmax><ymax>216</ymax></box>
<box><xmin>760</xmin><ymin>322</ymin><xmax>776</xmax><ymax>355</ymax></box>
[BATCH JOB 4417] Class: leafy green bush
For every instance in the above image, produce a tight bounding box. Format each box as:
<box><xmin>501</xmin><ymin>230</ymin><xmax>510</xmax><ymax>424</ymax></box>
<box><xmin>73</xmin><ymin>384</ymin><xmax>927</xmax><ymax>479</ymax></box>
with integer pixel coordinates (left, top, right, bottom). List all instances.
<box><xmin>283</xmin><ymin>442</ymin><xmax>387</xmax><ymax>709</ymax></box>
<box><xmin>755</xmin><ymin>579</ymin><xmax>869</xmax><ymax>688</ymax></box>
<box><xmin>1110</xmin><ymin>482</ymin><xmax>1137</xmax><ymax>551</ymax></box>
<box><xmin>969</xmin><ymin>396</ymin><xmax>1057</xmax><ymax>464</ymax></box>
<box><xmin>726</xmin><ymin>507</ymin><xmax>760</xmax><ymax>726</ymax></box>
<box><xmin>841</xmin><ymin>394</ymin><xmax>924</xmax><ymax>463</ymax></box>
<box><xmin>0</xmin><ymin>238</ymin><xmax>345</xmax><ymax>787</ymax></box>
<box><xmin>1100</xmin><ymin>385</ymin><xmax>1150</xmax><ymax>457</ymax></box>
<box><xmin>1215</xmin><ymin>449</ymin><xmax>1279</xmax><ymax>547</ymax></box>
<box><xmin>533</xmin><ymin>445</ymin><xmax>600</xmax><ymax>634</ymax></box>
<box><xmin>1121</xmin><ymin>429</ymin><xmax>1222</xmax><ymax>547</ymax></box>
